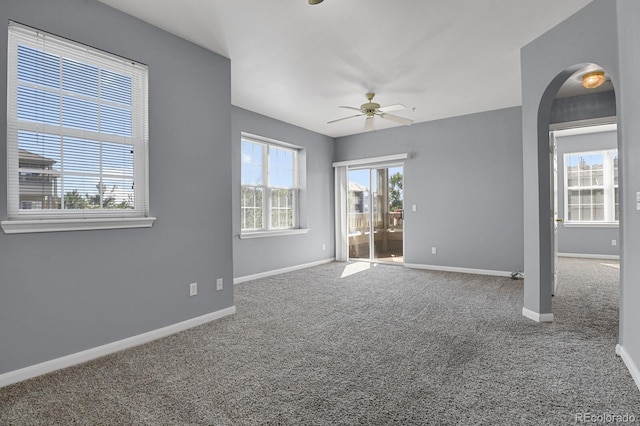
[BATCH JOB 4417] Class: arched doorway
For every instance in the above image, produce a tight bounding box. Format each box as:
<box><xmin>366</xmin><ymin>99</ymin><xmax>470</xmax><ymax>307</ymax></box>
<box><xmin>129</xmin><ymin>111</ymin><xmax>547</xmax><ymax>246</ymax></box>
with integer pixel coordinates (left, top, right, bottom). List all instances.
<box><xmin>533</xmin><ymin>63</ymin><xmax>619</xmax><ymax>321</ymax></box>
<box><xmin>519</xmin><ymin>0</ymin><xmax>640</xmax><ymax>392</ymax></box>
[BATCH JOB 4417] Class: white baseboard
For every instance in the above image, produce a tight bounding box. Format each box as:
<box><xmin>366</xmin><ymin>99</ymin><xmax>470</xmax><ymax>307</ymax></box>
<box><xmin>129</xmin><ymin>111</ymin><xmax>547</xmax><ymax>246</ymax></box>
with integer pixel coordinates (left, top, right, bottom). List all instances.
<box><xmin>404</xmin><ymin>263</ymin><xmax>513</xmax><ymax>278</ymax></box>
<box><xmin>233</xmin><ymin>258</ymin><xmax>334</xmax><ymax>284</ymax></box>
<box><xmin>522</xmin><ymin>307</ymin><xmax>554</xmax><ymax>323</ymax></box>
<box><xmin>616</xmin><ymin>344</ymin><xmax>640</xmax><ymax>393</ymax></box>
<box><xmin>0</xmin><ymin>306</ymin><xmax>236</xmax><ymax>388</ymax></box>
<box><xmin>558</xmin><ymin>253</ymin><xmax>620</xmax><ymax>260</ymax></box>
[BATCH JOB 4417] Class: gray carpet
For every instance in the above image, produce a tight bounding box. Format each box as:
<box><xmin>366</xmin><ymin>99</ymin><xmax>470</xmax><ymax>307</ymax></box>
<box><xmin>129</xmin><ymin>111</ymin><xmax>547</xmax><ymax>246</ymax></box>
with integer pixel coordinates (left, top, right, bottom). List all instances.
<box><xmin>1</xmin><ymin>258</ymin><xmax>639</xmax><ymax>425</ymax></box>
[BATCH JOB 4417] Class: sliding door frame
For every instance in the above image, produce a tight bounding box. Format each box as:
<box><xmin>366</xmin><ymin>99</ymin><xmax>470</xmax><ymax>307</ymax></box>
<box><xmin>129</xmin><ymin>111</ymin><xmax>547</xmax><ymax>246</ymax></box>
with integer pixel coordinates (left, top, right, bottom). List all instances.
<box><xmin>333</xmin><ymin>153</ymin><xmax>409</xmax><ymax>263</ymax></box>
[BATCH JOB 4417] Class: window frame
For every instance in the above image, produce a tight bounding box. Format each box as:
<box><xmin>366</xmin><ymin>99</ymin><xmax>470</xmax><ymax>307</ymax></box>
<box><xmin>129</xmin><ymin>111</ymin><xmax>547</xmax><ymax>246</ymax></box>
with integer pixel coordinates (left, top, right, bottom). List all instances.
<box><xmin>2</xmin><ymin>22</ymin><xmax>155</xmax><ymax>234</ymax></box>
<box><xmin>240</xmin><ymin>133</ymin><xmax>307</xmax><ymax>238</ymax></box>
<box><xmin>563</xmin><ymin>148</ymin><xmax>618</xmax><ymax>227</ymax></box>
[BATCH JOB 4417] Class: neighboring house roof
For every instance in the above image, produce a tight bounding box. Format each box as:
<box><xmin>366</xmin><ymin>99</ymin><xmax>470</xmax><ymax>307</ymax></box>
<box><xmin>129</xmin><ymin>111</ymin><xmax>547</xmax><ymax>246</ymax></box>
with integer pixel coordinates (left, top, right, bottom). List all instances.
<box><xmin>349</xmin><ymin>181</ymin><xmax>368</xmax><ymax>192</ymax></box>
<box><xmin>18</xmin><ymin>149</ymin><xmax>56</xmax><ymax>166</ymax></box>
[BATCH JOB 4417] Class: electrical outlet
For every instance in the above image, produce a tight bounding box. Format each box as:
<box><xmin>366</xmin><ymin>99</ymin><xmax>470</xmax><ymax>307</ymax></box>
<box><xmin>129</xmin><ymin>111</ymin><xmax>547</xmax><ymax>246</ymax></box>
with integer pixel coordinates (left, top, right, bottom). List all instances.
<box><xmin>322</xmin><ymin>243</ymin><xmax>326</xmax><ymax>251</ymax></box>
<box><xmin>431</xmin><ymin>247</ymin><xmax>437</xmax><ymax>255</ymax></box>
<box><xmin>189</xmin><ymin>282</ymin><xmax>197</xmax><ymax>296</ymax></box>
<box><xmin>612</xmin><ymin>239</ymin><xmax>617</xmax><ymax>246</ymax></box>
<box><xmin>216</xmin><ymin>278</ymin><xmax>223</xmax><ymax>291</ymax></box>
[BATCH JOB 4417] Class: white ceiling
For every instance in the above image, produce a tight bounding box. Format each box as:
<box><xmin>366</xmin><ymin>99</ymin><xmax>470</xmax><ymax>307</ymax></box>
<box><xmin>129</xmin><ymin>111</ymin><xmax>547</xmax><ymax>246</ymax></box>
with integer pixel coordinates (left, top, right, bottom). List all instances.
<box><xmin>98</xmin><ymin>0</ymin><xmax>593</xmax><ymax>138</ymax></box>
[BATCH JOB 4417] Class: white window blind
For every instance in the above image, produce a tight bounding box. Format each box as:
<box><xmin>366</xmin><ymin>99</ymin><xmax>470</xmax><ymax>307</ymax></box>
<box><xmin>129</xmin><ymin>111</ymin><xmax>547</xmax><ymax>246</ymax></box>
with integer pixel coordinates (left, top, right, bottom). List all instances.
<box><xmin>5</xmin><ymin>22</ymin><xmax>150</xmax><ymax>228</ymax></box>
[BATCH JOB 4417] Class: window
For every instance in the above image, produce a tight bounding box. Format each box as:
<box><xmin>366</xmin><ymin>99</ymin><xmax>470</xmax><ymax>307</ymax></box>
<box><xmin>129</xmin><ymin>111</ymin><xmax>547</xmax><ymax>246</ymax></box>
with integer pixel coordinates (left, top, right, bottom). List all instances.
<box><xmin>564</xmin><ymin>149</ymin><xmax>618</xmax><ymax>224</ymax></box>
<box><xmin>3</xmin><ymin>22</ymin><xmax>154</xmax><ymax>233</ymax></box>
<box><xmin>241</xmin><ymin>135</ymin><xmax>301</xmax><ymax>235</ymax></box>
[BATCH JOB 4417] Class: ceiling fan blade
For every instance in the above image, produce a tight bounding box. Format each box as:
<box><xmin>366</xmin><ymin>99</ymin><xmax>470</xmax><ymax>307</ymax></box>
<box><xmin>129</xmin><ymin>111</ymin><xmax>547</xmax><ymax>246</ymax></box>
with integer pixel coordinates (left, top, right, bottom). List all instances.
<box><xmin>327</xmin><ymin>113</ymin><xmax>363</xmax><ymax>124</ymax></box>
<box><xmin>378</xmin><ymin>104</ymin><xmax>406</xmax><ymax>113</ymax></box>
<box><xmin>339</xmin><ymin>106</ymin><xmax>363</xmax><ymax>112</ymax></box>
<box><xmin>378</xmin><ymin>113</ymin><xmax>413</xmax><ymax>126</ymax></box>
<box><xmin>364</xmin><ymin>116</ymin><xmax>374</xmax><ymax>132</ymax></box>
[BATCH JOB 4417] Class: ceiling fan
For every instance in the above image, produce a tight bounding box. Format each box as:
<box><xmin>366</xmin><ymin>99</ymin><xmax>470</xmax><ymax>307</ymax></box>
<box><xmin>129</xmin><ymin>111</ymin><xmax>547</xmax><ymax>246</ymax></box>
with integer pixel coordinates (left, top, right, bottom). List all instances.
<box><xmin>327</xmin><ymin>92</ymin><xmax>414</xmax><ymax>131</ymax></box>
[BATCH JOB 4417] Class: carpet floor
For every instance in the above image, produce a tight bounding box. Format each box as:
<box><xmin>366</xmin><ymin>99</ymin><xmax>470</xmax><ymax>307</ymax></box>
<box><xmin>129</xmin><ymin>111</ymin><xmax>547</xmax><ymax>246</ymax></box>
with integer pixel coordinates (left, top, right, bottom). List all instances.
<box><xmin>1</xmin><ymin>257</ymin><xmax>639</xmax><ymax>425</ymax></box>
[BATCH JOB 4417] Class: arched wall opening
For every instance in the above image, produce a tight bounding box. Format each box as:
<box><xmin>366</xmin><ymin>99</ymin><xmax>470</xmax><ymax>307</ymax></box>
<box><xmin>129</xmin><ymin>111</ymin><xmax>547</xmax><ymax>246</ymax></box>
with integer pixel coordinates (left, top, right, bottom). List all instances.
<box><xmin>538</xmin><ymin>64</ymin><xmax>618</xmax><ymax>318</ymax></box>
<box><xmin>520</xmin><ymin>1</ymin><xmax>620</xmax><ymax>325</ymax></box>
<box><xmin>520</xmin><ymin>0</ymin><xmax>640</xmax><ymax>394</ymax></box>
<box><xmin>529</xmin><ymin>66</ymin><xmax>592</xmax><ymax>320</ymax></box>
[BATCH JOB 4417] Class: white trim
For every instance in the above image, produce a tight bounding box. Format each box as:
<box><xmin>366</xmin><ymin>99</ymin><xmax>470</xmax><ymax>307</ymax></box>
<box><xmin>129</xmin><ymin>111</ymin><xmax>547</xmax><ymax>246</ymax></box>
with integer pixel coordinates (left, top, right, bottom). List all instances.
<box><xmin>616</xmin><ymin>344</ymin><xmax>640</xmax><ymax>393</ymax></box>
<box><xmin>522</xmin><ymin>307</ymin><xmax>554</xmax><ymax>323</ymax></box>
<box><xmin>558</xmin><ymin>253</ymin><xmax>620</xmax><ymax>260</ymax></box>
<box><xmin>234</xmin><ymin>258</ymin><xmax>333</xmax><ymax>284</ymax></box>
<box><xmin>240</xmin><ymin>136</ymin><xmax>301</xmax><ymax>231</ymax></box>
<box><xmin>404</xmin><ymin>263</ymin><xmax>513</xmax><ymax>278</ymax></box>
<box><xmin>1</xmin><ymin>216</ymin><xmax>157</xmax><ymax>234</ymax></box>
<box><xmin>241</xmin><ymin>132</ymin><xmax>302</xmax><ymax>150</ymax></box>
<box><xmin>0</xmin><ymin>306</ymin><xmax>236</xmax><ymax>388</ymax></box>
<box><xmin>549</xmin><ymin>117</ymin><xmax>616</xmax><ymax>132</ymax></box>
<box><xmin>562</xmin><ymin>222</ymin><xmax>619</xmax><ymax>228</ymax></box>
<box><xmin>334</xmin><ymin>166</ymin><xmax>349</xmax><ymax>261</ymax></box>
<box><xmin>553</xmin><ymin>123</ymin><xmax>617</xmax><ymax>137</ymax></box>
<box><xmin>347</xmin><ymin>161</ymin><xmax>405</xmax><ymax>171</ymax></box>
<box><xmin>239</xmin><ymin>228</ymin><xmax>309</xmax><ymax>239</ymax></box>
<box><xmin>332</xmin><ymin>153</ymin><xmax>409</xmax><ymax>168</ymax></box>
<box><xmin>9</xmin><ymin>21</ymin><xmax>146</xmax><ymax>68</ymax></box>
<box><xmin>7</xmin><ymin>23</ymin><xmax>150</xmax><ymax>223</ymax></box>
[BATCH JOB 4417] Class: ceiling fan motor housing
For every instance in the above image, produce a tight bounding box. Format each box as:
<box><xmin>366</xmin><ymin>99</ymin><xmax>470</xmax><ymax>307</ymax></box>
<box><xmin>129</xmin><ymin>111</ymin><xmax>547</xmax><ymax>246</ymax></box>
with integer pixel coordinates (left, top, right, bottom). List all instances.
<box><xmin>361</xmin><ymin>102</ymin><xmax>380</xmax><ymax>116</ymax></box>
<box><xmin>362</xmin><ymin>92</ymin><xmax>380</xmax><ymax>116</ymax></box>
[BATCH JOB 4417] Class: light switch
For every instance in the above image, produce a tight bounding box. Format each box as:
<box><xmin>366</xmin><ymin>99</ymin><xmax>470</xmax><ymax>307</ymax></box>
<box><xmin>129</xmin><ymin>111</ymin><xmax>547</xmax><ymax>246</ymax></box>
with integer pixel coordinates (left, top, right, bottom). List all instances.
<box><xmin>412</xmin><ymin>204</ymin><xmax>417</xmax><ymax>212</ymax></box>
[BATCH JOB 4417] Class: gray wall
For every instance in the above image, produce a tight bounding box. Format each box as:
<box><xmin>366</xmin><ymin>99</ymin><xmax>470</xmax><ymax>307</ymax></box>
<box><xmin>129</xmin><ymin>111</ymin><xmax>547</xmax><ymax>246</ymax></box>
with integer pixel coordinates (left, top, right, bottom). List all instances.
<box><xmin>521</xmin><ymin>0</ymin><xmax>619</xmax><ymax>316</ymax></box>
<box><xmin>616</xmin><ymin>0</ymin><xmax>640</xmax><ymax>378</ymax></box>
<box><xmin>335</xmin><ymin>107</ymin><xmax>524</xmax><ymax>274</ymax></box>
<box><xmin>550</xmin><ymin>91</ymin><xmax>616</xmax><ymax>124</ymax></box>
<box><xmin>556</xmin><ymin>130</ymin><xmax>619</xmax><ymax>256</ymax></box>
<box><xmin>522</xmin><ymin>0</ymin><xmax>640</xmax><ymax>383</ymax></box>
<box><xmin>521</xmin><ymin>0</ymin><xmax>640</xmax><ymax>381</ymax></box>
<box><xmin>232</xmin><ymin>107</ymin><xmax>335</xmax><ymax>279</ymax></box>
<box><xmin>0</xmin><ymin>0</ymin><xmax>233</xmax><ymax>375</ymax></box>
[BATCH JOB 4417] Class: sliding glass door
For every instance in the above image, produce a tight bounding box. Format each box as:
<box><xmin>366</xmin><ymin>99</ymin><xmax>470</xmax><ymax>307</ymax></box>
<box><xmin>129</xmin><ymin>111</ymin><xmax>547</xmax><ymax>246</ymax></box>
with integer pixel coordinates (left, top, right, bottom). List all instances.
<box><xmin>348</xmin><ymin>166</ymin><xmax>403</xmax><ymax>263</ymax></box>
<box><xmin>347</xmin><ymin>169</ymin><xmax>371</xmax><ymax>259</ymax></box>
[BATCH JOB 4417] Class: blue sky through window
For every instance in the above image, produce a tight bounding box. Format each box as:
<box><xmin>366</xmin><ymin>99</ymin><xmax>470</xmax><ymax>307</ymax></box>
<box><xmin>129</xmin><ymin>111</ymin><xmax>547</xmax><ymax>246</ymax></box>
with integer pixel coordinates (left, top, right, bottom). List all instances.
<box><xmin>349</xmin><ymin>166</ymin><xmax>402</xmax><ymax>190</ymax></box>
<box><xmin>241</xmin><ymin>140</ymin><xmax>263</xmax><ymax>186</ymax></box>
<box><xmin>268</xmin><ymin>146</ymin><xmax>294</xmax><ymax>188</ymax></box>
<box><xmin>565</xmin><ymin>153</ymin><xmax>606</xmax><ymax>168</ymax></box>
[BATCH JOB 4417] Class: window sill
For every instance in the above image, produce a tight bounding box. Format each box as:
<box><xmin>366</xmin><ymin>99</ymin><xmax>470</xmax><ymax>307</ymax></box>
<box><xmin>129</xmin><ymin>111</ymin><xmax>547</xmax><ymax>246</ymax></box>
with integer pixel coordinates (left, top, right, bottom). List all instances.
<box><xmin>562</xmin><ymin>222</ymin><xmax>619</xmax><ymax>228</ymax></box>
<box><xmin>239</xmin><ymin>228</ymin><xmax>310</xmax><ymax>239</ymax></box>
<box><xmin>1</xmin><ymin>216</ymin><xmax>157</xmax><ymax>234</ymax></box>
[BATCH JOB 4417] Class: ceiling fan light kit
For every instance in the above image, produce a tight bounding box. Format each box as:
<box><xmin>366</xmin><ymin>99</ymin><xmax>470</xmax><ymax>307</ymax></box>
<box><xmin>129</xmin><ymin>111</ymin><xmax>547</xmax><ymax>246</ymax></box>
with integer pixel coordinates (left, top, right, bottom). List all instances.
<box><xmin>582</xmin><ymin>71</ymin><xmax>606</xmax><ymax>89</ymax></box>
<box><xmin>308</xmin><ymin>0</ymin><xmax>324</xmax><ymax>4</ymax></box>
<box><xmin>327</xmin><ymin>92</ymin><xmax>413</xmax><ymax>132</ymax></box>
